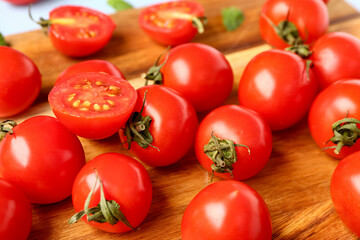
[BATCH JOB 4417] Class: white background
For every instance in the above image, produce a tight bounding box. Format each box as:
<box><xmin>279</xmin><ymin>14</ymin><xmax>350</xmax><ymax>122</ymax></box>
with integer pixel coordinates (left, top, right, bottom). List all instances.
<box><xmin>0</xmin><ymin>0</ymin><xmax>359</xmax><ymax>36</ymax></box>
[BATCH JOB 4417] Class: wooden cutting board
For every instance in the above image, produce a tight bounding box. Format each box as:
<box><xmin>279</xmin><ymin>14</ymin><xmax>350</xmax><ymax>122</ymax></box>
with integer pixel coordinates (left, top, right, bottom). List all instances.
<box><xmin>2</xmin><ymin>0</ymin><xmax>360</xmax><ymax>239</ymax></box>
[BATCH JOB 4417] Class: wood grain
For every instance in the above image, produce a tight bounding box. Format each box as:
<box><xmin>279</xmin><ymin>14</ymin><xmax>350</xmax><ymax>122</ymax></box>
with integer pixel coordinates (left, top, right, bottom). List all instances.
<box><xmin>1</xmin><ymin>0</ymin><xmax>360</xmax><ymax>239</ymax></box>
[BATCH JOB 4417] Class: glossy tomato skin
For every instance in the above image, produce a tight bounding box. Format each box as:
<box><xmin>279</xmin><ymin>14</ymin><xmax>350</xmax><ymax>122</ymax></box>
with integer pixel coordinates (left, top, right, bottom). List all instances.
<box><xmin>56</xmin><ymin>60</ymin><xmax>125</xmax><ymax>83</ymax></box>
<box><xmin>308</xmin><ymin>79</ymin><xmax>360</xmax><ymax>159</ymax></box>
<box><xmin>0</xmin><ymin>178</ymin><xmax>32</xmax><ymax>240</ymax></box>
<box><xmin>119</xmin><ymin>85</ymin><xmax>198</xmax><ymax>166</ymax></box>
<box><xmin>0</xmin><ymin>46</ymin><xmax>41</xmax><ymax>118</ymax></box>
<box><xmin>331</xmin><ymin>150</ymin><xmax>360</xmax><ymax>237</ymax></box>
<box><xmin>195</xmin><ymin>105</ymin><xmax>272</xmax><ymax>180</ymax></box>
<box><xmin>161</xmin><ymin>43</ymin><xmax>233</xmax><ymax>112</ymax></box>
<box><xmin>310</xmin><ymin>32</ymin><xmax>360</xmax><ymax>90</ymax></box>
<box><xmin>3</xmin><ymin>0</ymin><xmax>38</xmax><ymax>5</ymax></box>
<box><xmin>49</xmin><ymin>6</ymin><xmax>116</xmax><ymax>57</ymax></box>
<box><xmin>0</xmin><ymin>116</ymin><xmax>85</xmax><ymax>204</ymax></box>
<box><xmin>181</xmin><ymin>180</ymin><xmax>272</xmax><ymax>240</ymax></box>
<box><xmin>238</xmin><ymin>49</ymin><xmax>318</xmax><ymax>131</ymax></box>
<box><xmin>139</xmin><ymin>1</ymin><xmax>204</xmax><ymax>46</ymax></box>
<box><xmin>49</xmin><ymin>72</ymin><xmax>137</xmax><ymax>140</ymax></box>
<box><xmin>259</xmin><ymin>0</ymin><xmax>329</xmax><ymax>49</ymax></box>
<box><xmin>72</xmin><ymin>152</ymin><xmax>152</xmax><ymax>233</ymax></box>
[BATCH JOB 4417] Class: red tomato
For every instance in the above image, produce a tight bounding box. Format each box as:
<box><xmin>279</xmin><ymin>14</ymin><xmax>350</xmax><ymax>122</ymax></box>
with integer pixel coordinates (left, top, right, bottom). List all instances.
<box><xmin>308</xmin><ymin>79</ymin><xmax>360</xmax><ymax>159</ymax></box>
<box><xmin>181</xmin><ymin>180</ymin><xmax>272</xmax><ymax>240</ymax></box>
<box><xmin>49</xmin><ymin>72</ymin><xmax>137</xmax><ymax>139</ymax></box>
<box><xmin>259</xmin><ymin>0</ymin><xmax>329</xmax><ymax>49</ymax></box>
<box><xmin>44</xmin><ymin>6</ymin><xmax>115</xmax><ymax>57</ymax></box>
<box><xmin>0</xmin><ymin>46</ymin><xmax>41</xmax><ymax>118</ymax></box>
<box><xmin>56</xmin><ymin>59</ymin><xmax>125</xmax><ymax>83</ymax></box>
<box><xmin>195</xmin><ymin>105</ymin><xmax>272</xmax><ymax>180</ymax></box>
<box><xmin>238</xmin><ymin>49</ymin><xmax>318</xmax><ymax>131</ymax></box>
<box><xmin>119</xmin><ymin>85</ymin><xmax>198</xmax><ymax>166</ymax></box>
<box><xmin>3</xmin><ymin>0</ymin><xmax>38</xmax><ymax>5</ymax></box>
<box><xmin>0</xmin><ymin>178</ymin><xmax>32</xmax><ymax>240</ymax></box>
<box><xmin>71</xmin><ymin>152</ymin><xmax>152</xmax><ymax>233</ymax></box>
<box><xmin>139</xmin><ymin>1</ymin><xmax>205</xmax><ymax>46</ymax></box>
<box><xmin>331</xmin><ymin>150</ymin><xmax>360</xmax><ymax>237</ymax></box>
<box><xmin>0</xmin><ymin>116</ymin><xmax>85</xmax><ymax>204</ymax></box>
<box><xmin>161</xmin><ymin>43</ymin><xmax>233</xmax><ymax>112</ymax></box>
<box><xmin>310</xmin><ymin>32</ymin><xmax>360</xmax><ymax>90</ymax></box>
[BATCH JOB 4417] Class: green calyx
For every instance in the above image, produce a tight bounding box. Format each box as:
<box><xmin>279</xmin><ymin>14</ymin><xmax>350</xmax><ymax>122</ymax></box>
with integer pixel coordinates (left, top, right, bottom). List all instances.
<box><xmin>28</xmin><ymin>5</ymin><xmax>51</xmax><ymax>35</ymax></box>
<box><xmin>144</xmin><ymin>46</ymin><xmax>170</xmax><ymax>86</ymax></box>
<box><xmin>0</xmin><ymin>120</ymin><xmax>17</xmax><ymax>142</ymax></box>
<box><xmin>0</xmin><ymin>33</ymin><xmax>9</xmax><ymax>46</ymax></box>
<box><xmin>192</xmin><ymin>16</ymin><xmax>207</xmax><ymax>34</ymax></box>
<box><xmin>285</xmin><ymin>44</ymin><xmax>312</xmax><ymax>58</ymax></box>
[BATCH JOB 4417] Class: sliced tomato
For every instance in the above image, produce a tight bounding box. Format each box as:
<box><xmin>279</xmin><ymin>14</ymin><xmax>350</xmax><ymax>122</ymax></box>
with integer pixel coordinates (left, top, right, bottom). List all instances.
<box><xmin>139</xmin><ymin>1</ymin><xmax>205</xmax><ymax>46</ymax></box>
<box><xmin>48</xmin><ymin>72</ymin><xmax>137</xmax><ymax>139</ymax></box>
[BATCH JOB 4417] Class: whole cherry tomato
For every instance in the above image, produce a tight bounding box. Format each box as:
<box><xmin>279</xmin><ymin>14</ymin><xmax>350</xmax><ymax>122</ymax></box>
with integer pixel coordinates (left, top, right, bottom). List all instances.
<box><xmin>49</xmin><ymin>72</ymin><xmax>137</xmax><ymax>139</ymax></box>
<box><xmin>119</xmin><ymin>85</ymin><xmax>198</xmax><ymax>166</ymax></box>
<box><xmin>3</xmin><ymin>0</ymin><xmax>38</xmax><ymax>5</ymax></box>
<box><xmin>0</xmin><ymin>116</ymin><xmax>85</xmax><ymax>204</ymax></box>
<box><xmin>238</xmin><ymin>49</ymin><xmax>318</xmax><ymax>131</ymax></box>
<box><xmin>181</xmin><ymin>180</ymin><xmax>272</xmax><ymax>240</ymax></box>
<box><xmin>70</xmin><ymin>152</ymin><xmax>152</xmax><ymax>233</ymax></box>
<box><xmin>139</xmin><ymin>1</ymin><xmax>205</xmax><ymax>46</ymax></box>
<box><xmin>0</xmin><ymin>178</ymin><xmax>32</xmax><ymax>240</ymax></box>
<box><xmin>308</xmin><ymin>79</ymin><xmax>360</xmax><ymax>159</ymax></box>
<box><xmin>0</xmin><ymin>46</ymin><xmax>41</xmax><ymax>118</ymax></box>
<box><xmin>310</xmin><ymin>32</ymin><xmax>360</xmax><ymax>90</ymax></box>
<box><xmin>259</xmin><ymin>0</ymin><xmax>329</xmax><ymax>49</ymax></box>
<box><xmin>331</xmin><ymin>150</ymin><xmax>360</xmax><ymax>237</ymax></box>
<box><xmin>195</xmin><ymin>105</ymin><xmax>272</xmax><ymax>181</ymax></box>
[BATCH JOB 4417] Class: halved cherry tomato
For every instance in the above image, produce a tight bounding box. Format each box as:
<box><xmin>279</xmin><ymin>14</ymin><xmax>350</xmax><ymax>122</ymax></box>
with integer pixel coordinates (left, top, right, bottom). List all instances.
<box><xmin>139</xmin><ymin>1</ymin><xmax>205</xmax><ymax>46</ymax></box>
<box><xmin>56</xmin><ymin>59</ymin><xmax>125</xmax><ymax>83</ymax></box>
<box><xmin>49</xmin><ymin>72</ymin><xmax>137</xmax><ymax>139</ymax></box>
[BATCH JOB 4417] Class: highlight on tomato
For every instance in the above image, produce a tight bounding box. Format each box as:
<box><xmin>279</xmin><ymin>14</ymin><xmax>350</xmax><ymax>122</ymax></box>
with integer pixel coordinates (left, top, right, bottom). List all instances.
<box><xmin>181</xmin><ymin>180</ymin><xmax>272</xmax><ymax>240</ymax></box>
<box><xmin>139</xmin><ymin>1</ymin><xmax>206</xmax><ymax>46</ymax></box>
<box><xmin>0</xmin><ymin>116</ymin><xmax>86</xmax><ymax>204</ymax></box>
<box><xmin>308</xmin><ymin>79</ymin><xmax>360</xmax><ymax>159</ymax></box>
<box><xmin>30</xmin><ymin>5</ymin><xmax>116</xmax><ymax>57</ymax></box>
<box><xmin>69</xmin><ymin>152</ymin><xmax>152</xmax><ymax>233</ymax></box>
<box><xmin>0</xmin><ymin>46</ymin><xmax>41</xmax><ymax>118</ymax></box>
<box><xmin>48</xmin><ymin>72</ymin><xmax>137</xmax><ymax>139</ymax></box>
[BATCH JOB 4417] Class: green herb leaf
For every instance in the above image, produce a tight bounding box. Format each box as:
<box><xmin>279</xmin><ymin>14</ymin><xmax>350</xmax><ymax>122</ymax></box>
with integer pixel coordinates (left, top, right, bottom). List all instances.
<box><xmin>0</xmin><ymin>32</ymin><xmax>8</xmax><ymax>46</ymax></box>
<box><xmin>108</xmin><ymin>0</ymin><xmax>133</xmax><ymax>11</ymax></box>
<box><xmin>221</xmin><ymin>7</ymin><xmax>244</xmax><ymax>31</ymax></box>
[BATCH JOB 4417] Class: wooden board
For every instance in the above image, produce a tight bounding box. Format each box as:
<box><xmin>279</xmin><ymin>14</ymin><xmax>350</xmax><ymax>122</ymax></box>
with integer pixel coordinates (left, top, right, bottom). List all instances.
<box><xmin>2</xmin><ymin>0</ymin><xmax>360</xmax><ymax>239</ymax></box>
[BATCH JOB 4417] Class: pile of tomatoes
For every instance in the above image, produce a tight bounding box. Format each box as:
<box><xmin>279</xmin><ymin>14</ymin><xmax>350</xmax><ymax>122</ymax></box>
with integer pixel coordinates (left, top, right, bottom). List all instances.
<box><xmin>1</xmin><ymin>0</ymin><xmax>360</xmax><ymax>239</ymax></box>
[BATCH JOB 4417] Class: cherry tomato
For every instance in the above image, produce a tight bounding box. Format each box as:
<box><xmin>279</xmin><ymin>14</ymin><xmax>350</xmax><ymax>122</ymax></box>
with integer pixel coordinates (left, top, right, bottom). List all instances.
<box><xmin>181</xmin><ymin>180</ymin><xmax>272</xmax><ymax>240</ymax></box>
<box><xmin>0</xmin><ymin>46</ymin><xmax>41</xmax><ymax>118</ymax></box>
<box><xmin>56</xmin><ymin>59</ymin><xmax>125</xmax><ymax>83</ymax></box>
<box><xmin>161</xmin><ymin>43</ymin><xmax>233</xmax><ymax>112</ymax></box>
<box><xmin>71</xmin><ymin>152</ymin><xmax>152</xmax><ymax>233</ymax></box>
<box><xmin>139</xmin><ymin>1</ymin><xmax>205</xmax><ymax>46</ymax></box>
<box><xmin>49</xmin><ymin>72</ymin><xmax>137</xmax><ymax>139</ymax></box>
<box><xmin>310</xmin><ymin>32</ymin><xmax>360</xmax><ymax>90</ymax></box>
<box><xmin>238</xmin><ymin>49</ymin><xmax>318</xmax><ymax>131</ymax></box>
<box><xmin>308</xmin><ymin>79</ymin><xmax>360</xmax><ymax>159</ymax></box>
<box><xmin>119</xmin><ymin>85</ymin><xmax>198</xmax><ymax>166</ymax></box>
<box><xmin>0</xmin><ymin>178</ymin><xmax>32</xmax><ymax>240</ymax></box>
<box><xmin>331</xmin><ymin>150</ymin><xmax>360</xmax><ymax>237</ymax></box>
<box><xmin>41</xmin><ymin>6</ymin><xmax>115</xmax><ymax>57</ymax></box>
<box><xmin>0</xmin><ymin>116</ymin><xmax>85</xmax><ymax>204</ymax></box>
<box><xmin>195</xmin><ymin>105</ymin><xmax>272</xmax><ymax>180</ymax></box>
<box><xmin>259</xmin><ymin>0</ymin><xmax>329</xmax><ymax>49</ymax></box>
<box><xmin>3</xmin><ymin>0</ymin><xmax>38</xmax><ymax>5</ymax></box>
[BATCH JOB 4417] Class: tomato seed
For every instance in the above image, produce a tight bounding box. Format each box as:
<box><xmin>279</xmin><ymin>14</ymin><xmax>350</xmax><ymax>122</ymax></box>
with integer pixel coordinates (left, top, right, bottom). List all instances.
<box><xmin>107</xmin><ymin>100</ymin><xmax>115</xmax><ymax>106</ymax></box>
<box><xmin>82</xmin><ymin>100</ymin><xmax>91</xmax><ymax>107</ymax></box>
<box><xmin>95</xmin><ymin>81</ymin><xmax>104</xmax><ymax>86</ymax></box>
<box><xmin>94</xmin><ymin>104</ymin><xmax>101</xmax><ymax>111</ymax></box>
<box><xmin>73</xmin><ymin>100</ymin><xmax>81</xmax><ymax>108</ymax></box>
<box><xmin>103</xmin><ymin>104</ymin><xmax>110</xmax><ymax>110</ymax></box>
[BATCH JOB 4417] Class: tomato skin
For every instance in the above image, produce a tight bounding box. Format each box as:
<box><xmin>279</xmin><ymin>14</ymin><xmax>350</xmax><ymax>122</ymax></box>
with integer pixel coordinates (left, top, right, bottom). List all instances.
<box><xmin>119</xmin><ymin>85</ymin><xmax>198</xmax><ymax>166</ymax></box>
<box><xmin>139</xmin><ymin>1</ymin><xmax>204</xmax><ymax>46</ymax></box>
<box><xmin>72</xmin><ymin>152</ymin><xmax>152</xmax><ymax>233</ymax></box>
<box><xmin>0</xmin><ymin>178</ymin><xmax>32</xmax><ymax>240</ymax></box>
<box><xmin>3</xmin><ymin>0</ymin><xmax>38</xmax><ymax>5</ymax></box>
<box><xmin>195</xmin><ymin>105</ymin><xmax>272</xmax><ymax>180</ymax></box>
<box><xmin>161</xmin><ymin>43</ymin><xmax>233</xmax><ymax>112</ymax></box>
<box><xmin>330</xmin><ymin>150</ymin><xmax>360</xmax><ymax>237</ymax></box>
<box><xmin>0</xmin><ymin>116</ymin><xmax>85</xmax><ymax>204</ymax></box>
<box><xmin>0</xmin><ymin>46</ymin><xmax>41</xmax><ymax>118</ymax></box>
<box><xmin>49</xmin><ymin>6</ymin><xmax>116</xmax><ymax>57</ymax></box>
<box><xmin>310</xmin><ymin>32</ymin><xmax>360</xmax><ymax>90</ymax></box>
<box><xmin>308</xmin><ymin>79</ymin><xmax>360</xmax><ymax>159</ymax></box>
<box><xmin>181</xmin><ymin>180</ymin><xmax>272</xmax><ymax>240</ymax></box>
<box><xmin>238</xmin><ymin>49</ymin><xmax>318</xmax><ymax>131</ymax></box>
<box><xmin>259</xmin><ymin>0</ymin><xmax>329</xmax><ymax>49</ymax></box>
